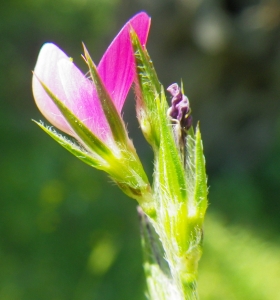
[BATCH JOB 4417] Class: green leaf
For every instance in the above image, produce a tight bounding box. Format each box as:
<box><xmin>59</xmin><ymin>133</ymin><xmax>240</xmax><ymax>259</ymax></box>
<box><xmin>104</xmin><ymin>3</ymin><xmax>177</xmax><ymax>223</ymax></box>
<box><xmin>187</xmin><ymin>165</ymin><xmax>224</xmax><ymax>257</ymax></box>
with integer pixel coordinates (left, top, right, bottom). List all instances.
<box><xmin>83</xmin><ymin>44</ymin><xmax>128</xmax><ymax>145</ymax></box>
<box><xmin>34</xmin><ymin>121</ymin><xmax>109</xmax><ymax>171</ymax></box>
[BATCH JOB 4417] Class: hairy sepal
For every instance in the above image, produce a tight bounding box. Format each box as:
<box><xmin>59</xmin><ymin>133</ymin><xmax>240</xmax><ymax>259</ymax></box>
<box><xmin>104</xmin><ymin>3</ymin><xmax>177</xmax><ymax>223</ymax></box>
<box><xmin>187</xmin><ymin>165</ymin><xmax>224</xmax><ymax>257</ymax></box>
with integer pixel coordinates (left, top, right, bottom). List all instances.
<box><xmin>34</xmin><ymin>75</ymin><xmax>114</xmax><ymax>159</ymax></box>
<box><xmin>157</xmin><ymin>88</ymin><xmax>187</xmax><ymax>204</ymax></box>
<box><xmin>83</xmin><ymin>45</ymin><xmax>128</xmax><ymax>145</ymax></box>
<box><xmin>131</xmin><ymin>29</ymin><xmax>161</xmax><ymax>149</ymax></box>
<box><xmin>185</xmin><ymin>124</ymin><xmax>208</xmax><ymax>220</ymax></box>
<box><xmin>34</xmin><ymin>121</ymin><xmax>108</xmax><ymax>170</ymax></box>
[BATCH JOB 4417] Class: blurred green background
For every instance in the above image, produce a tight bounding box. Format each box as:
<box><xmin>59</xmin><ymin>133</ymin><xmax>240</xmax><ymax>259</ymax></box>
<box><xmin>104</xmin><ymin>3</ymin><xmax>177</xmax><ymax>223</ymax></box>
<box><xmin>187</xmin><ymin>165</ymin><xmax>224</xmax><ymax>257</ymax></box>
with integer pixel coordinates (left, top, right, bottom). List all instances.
<box><xmin>1</xmin><ymin>0</ymin><xmax>280</xmax><ymax>299</ymax></box>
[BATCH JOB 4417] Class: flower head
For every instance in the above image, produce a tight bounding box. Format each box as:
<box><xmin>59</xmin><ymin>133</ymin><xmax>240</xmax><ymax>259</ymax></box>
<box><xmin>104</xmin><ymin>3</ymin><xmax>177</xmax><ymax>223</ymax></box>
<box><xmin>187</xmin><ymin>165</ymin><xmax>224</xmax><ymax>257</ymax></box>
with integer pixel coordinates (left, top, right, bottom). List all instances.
<box><xmin>32</xmin><ymin>13</ymin><xmax>153</xmax><ymax>207</ymax></box>
<box><xmin>32</xmin><ymin>12</ymin><xmax>150</xmax><ymax>144</ymax></box>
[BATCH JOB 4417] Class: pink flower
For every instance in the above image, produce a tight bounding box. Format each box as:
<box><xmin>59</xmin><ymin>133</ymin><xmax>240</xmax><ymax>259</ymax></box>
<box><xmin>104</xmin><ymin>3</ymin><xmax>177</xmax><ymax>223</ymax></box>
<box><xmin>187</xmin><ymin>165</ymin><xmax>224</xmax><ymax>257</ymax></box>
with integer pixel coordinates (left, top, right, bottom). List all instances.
<box><xmin>32</xmin><ymin>12</ymin><xmax>150</xmax><ymax>143</ymax></box>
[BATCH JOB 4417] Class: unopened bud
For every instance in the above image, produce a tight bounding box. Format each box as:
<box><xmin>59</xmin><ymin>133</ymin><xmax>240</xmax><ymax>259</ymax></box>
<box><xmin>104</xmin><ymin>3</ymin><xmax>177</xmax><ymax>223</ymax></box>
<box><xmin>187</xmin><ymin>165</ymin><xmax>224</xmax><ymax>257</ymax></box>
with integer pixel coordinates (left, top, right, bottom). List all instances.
<box><xmin>167</xmin><ymin>83</ymin><xmax>192</xmax><ymax>130</ymax></box>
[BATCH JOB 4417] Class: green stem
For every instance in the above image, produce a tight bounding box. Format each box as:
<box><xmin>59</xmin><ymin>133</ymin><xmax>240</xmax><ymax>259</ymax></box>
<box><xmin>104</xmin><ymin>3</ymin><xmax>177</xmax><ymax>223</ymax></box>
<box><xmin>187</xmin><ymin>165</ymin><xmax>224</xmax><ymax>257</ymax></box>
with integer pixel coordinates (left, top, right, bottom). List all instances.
<box><xmin>139</xmin><ymin>204</ymin><xmax>202</xmax><ymax>299</ymax></box>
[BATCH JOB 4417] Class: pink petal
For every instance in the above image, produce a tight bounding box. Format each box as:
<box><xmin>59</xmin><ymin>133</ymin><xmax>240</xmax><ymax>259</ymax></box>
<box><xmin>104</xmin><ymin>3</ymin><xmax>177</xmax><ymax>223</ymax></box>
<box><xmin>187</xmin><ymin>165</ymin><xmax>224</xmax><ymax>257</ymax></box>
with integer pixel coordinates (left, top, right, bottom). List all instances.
<box><xmin>32</xmin><ymin>12</ymin><xmax>150</xmax><ymax>142</ymax></box>
<box><xmin>32</xmin><ymin>43</ymin><xmax>74</xmax><ymax>136</ymax></box>
<box><xmin>98</xmin><ymin>12</ymin><xmax>151</xmax><ymax>112</ymax></box>
<box><xmin>57</xmin><ymin>59</ymin><xmax>110</xmax><ymax>140</ymax></box>
<box><xmin>33</xmin><ymin>44</ymin><xmax>110</xmax><ymax>140</ymax></box>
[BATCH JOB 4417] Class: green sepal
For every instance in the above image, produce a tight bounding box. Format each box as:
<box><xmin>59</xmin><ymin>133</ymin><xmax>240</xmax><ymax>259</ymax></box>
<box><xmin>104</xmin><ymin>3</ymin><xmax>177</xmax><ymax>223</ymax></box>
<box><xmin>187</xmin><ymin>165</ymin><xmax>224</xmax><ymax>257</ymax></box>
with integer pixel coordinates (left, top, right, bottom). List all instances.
<box><xmin>34</xmin><ymin>121</ymin><xmax>109</xmax><ymax>170</ymax></box>
<box><xmin>130</xmin><ymin>29</ymin><xmax>161</xmax><ymax>149</ymax></box>
<box><xmin>157</xmin><ymin>88</ymin><xmax>187</xmax><ymax>203</ymax></box>
<box><xmin>185</xmin><ymin>124</ymin><xmax>208</xmax><ymax>218</ymax></box>
<box><xmin>34</xmin><ymin>75</ymin><xmax>113</xmax><ymax>160</ymax></box>
<box><xmin>193</xmin><ymin>124</ymin><xmax>208</xmax><ymax>217</ymax></box>
<box><xmin>83</xmin><ymin>44</ymin><xmax>128</xmax><ymax>145</ymax></box>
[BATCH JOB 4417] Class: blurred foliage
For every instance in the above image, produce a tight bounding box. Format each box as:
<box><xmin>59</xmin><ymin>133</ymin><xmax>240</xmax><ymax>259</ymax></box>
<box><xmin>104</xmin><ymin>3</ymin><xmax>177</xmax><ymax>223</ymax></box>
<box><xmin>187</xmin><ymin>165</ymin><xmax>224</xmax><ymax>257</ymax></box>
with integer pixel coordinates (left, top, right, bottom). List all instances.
<box><xmin>1</xmin><ymin>0</ymin><xmax>280</xmax><ymax>299</ymax></box>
